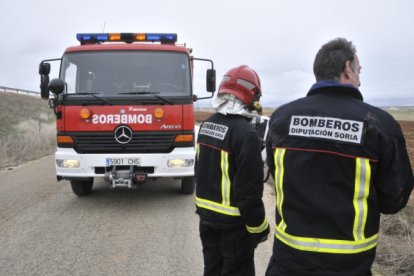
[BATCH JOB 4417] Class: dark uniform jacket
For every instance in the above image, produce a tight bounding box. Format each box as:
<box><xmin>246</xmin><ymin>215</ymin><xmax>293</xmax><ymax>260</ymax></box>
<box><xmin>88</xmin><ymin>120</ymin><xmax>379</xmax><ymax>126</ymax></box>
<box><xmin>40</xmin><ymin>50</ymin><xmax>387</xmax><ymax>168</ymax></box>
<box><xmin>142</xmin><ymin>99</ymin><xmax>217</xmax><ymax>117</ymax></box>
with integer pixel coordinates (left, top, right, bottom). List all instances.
<box><xmin>266</xmin><ymin>81</ymin><xmax>414</xmax><ymax>275</ymax></box>
<box><xmin>195</xmin><ymin>113</ymin><xmax>268</xmax><ymax>236</ymax></box>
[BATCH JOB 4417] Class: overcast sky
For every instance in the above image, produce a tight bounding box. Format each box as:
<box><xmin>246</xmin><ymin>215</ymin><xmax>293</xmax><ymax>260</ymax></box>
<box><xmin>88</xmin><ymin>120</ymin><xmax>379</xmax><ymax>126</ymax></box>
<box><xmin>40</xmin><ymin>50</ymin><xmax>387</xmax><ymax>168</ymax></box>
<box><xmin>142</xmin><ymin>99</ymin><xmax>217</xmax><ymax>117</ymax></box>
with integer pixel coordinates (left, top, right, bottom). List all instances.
<box><xmin>1</xmin><ymin>0</ymin><xmax>413</xmax><ymax>107</ymax></box>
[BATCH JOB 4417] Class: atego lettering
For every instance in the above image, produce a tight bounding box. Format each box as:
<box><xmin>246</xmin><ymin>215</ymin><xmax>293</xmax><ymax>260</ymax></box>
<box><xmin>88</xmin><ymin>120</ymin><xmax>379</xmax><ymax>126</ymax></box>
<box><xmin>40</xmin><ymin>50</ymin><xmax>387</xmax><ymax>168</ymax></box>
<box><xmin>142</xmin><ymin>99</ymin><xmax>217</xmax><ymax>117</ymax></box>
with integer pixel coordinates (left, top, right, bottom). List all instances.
<box><xmin>289</xmin><ymin>115</ymin><xmax>364</xmax><ymax>144</ymax></box>
<box><xmin>91</xmin><ymin>114</ymin><xmax>152</xmax><ymax>125</ymax></box>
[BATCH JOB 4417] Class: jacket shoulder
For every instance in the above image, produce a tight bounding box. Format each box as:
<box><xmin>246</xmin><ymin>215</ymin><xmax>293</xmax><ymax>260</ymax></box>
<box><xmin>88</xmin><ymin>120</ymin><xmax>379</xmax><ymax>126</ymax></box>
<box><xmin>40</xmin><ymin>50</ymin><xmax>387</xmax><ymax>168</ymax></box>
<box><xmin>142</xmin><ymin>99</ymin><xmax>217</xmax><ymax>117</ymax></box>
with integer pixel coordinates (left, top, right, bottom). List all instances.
<box><xmin>359</xmin><ymin>102</ymin><xmax>404</xmax><ymax>136</ymax></box>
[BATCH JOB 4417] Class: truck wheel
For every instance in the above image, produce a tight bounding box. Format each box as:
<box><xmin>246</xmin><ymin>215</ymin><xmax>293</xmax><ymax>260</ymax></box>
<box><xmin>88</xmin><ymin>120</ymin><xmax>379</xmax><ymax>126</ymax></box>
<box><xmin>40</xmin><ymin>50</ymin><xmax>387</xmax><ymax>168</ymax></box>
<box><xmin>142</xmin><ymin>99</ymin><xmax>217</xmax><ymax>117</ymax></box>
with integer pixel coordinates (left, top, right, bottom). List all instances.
<box><xmin>70</xmin><ymin>178</ymin><xmax>94</xmax><ymax>196</ymax></box>
<box><xmin>181</xmin><ymin>177</ymin><xmax>195</xmax><ymax>194</ymax></box>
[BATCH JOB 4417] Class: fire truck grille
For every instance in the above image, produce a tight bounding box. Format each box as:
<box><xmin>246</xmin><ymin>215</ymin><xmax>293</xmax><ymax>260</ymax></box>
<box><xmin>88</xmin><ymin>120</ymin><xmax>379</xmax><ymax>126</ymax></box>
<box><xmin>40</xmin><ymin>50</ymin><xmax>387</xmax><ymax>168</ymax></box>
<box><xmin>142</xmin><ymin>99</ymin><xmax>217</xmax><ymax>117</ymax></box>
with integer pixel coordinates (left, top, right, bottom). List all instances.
<box><xmin>71</xmin><ymin>132</ymin><xmax>177</xmax><ymax>154</ymax></box>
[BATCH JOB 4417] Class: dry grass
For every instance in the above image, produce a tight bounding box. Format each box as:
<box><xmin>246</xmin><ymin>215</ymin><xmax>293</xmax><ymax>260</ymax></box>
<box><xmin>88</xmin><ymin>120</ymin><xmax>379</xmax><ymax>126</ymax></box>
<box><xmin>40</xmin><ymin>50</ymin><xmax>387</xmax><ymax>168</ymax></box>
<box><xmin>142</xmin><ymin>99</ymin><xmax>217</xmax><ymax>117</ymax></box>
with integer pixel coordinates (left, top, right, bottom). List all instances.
<box><xmin>384</xmin><ymin>107</ymin><xmax>414</xmax><ymax>121</ymax></box>
<box><xmin>373</xmin><ymin>206</ymin><xmax>414</xmax><ymax>275</ymax></box>
<box><xmin>0</xmin><ymin>119</ymin><xmax>55</xmax><ymax>168</ymax></box>
<box><xmin>0</xmin><ymin>93</ymin><xmax>55</xmax><ymax>170</ymax></box>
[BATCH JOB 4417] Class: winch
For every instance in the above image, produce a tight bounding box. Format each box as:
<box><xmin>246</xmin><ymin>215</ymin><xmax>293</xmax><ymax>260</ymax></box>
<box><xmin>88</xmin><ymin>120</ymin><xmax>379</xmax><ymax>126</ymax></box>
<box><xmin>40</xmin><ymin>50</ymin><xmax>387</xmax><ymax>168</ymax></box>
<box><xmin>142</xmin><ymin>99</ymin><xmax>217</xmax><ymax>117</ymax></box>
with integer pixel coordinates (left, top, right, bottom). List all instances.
<box><xmin>105</xmin><ymin>166</ymin><xmax>147</xmax><ymax>188</ymax></box>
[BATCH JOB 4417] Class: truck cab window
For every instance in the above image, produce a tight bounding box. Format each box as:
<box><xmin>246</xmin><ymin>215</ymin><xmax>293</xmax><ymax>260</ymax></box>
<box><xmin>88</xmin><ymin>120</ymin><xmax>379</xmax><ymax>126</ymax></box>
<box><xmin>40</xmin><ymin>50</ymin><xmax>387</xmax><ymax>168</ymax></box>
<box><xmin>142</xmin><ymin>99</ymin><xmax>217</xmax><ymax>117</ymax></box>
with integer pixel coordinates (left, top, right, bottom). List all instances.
<box><xmin>62</xmin><ymin>62</ymin><xmax>77</xmax><ymax>94</ymax></box>
<box><xmin>61</xmin><ymin>51</ymin><xmax>191</xmax><ymax>98</ymax></box>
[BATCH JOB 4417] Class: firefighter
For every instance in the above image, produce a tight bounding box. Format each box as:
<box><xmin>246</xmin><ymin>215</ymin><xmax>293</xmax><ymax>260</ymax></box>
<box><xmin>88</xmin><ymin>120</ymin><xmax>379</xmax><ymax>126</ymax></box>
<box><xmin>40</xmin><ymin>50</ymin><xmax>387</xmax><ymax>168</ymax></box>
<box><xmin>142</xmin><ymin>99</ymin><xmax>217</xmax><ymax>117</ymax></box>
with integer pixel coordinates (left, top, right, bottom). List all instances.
<box><xmin>265</xmin><ymin>38</ymin><xmax>414</xmax><ymax>275</ymax></box>
<box><xmin>195</xmin><ymin>65</ymin><xmax>270</xmax><ymax>276</ymax></box>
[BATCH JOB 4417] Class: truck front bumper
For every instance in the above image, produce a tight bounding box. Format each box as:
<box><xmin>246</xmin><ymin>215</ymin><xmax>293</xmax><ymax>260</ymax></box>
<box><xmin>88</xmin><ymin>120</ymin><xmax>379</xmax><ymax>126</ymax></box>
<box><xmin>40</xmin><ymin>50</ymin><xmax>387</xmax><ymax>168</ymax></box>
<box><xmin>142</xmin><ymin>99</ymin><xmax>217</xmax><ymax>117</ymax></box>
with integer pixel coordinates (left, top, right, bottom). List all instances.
<box><xmin>55</xmin><ymin>147</ymin><xmax>195</xmax><ymax>179</ymax></box>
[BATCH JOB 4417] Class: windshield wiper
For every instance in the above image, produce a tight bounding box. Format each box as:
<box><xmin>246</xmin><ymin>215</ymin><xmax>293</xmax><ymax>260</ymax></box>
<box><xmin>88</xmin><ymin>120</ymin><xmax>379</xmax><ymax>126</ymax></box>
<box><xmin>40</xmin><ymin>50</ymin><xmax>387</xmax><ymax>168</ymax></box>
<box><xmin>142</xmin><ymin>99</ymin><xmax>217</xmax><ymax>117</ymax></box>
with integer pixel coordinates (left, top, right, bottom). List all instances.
<box><xmin>119</xmin><ymin>91</ymin><xmax>154</xmax><ymax>95</ymax></box>
<box><xmin>154</xmin><ymin>94</ymin><xmax>173</xmax><ymax>105</ymax></box>
<box><xmin>118</xmin><ymin>91</ymin><xmax>173</xmax><ymax>105</ymax></box>
<box><xmin>68</xmin><ymin>92</ymin><xmax>114</xmax><ymax>105</ymax></box>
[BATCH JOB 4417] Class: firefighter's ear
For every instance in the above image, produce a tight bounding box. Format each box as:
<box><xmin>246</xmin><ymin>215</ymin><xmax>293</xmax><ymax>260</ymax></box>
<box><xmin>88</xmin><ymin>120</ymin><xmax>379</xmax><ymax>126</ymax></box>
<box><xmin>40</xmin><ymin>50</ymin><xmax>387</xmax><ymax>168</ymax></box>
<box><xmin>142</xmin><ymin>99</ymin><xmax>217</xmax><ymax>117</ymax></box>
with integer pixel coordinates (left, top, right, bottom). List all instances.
<box><xmin>344</xmin><ymin>60</ymin><xmax>353</xmax><ymax>79</ymax></box>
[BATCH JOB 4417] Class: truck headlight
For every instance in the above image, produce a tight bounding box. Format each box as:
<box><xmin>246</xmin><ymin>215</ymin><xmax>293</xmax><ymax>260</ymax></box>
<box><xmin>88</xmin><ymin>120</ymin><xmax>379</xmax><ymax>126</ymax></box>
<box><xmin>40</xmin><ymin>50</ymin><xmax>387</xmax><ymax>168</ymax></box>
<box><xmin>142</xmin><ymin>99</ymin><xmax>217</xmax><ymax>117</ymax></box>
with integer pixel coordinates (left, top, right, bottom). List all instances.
<box><xmin>167</xmin><ymin>159</ymin><xmax>194</xmax><ymax>168</ymax></box>
<box><xmin>56</xmin><ymin>159</ymin><xmax>80</xmax><ymax>168</ymax></box>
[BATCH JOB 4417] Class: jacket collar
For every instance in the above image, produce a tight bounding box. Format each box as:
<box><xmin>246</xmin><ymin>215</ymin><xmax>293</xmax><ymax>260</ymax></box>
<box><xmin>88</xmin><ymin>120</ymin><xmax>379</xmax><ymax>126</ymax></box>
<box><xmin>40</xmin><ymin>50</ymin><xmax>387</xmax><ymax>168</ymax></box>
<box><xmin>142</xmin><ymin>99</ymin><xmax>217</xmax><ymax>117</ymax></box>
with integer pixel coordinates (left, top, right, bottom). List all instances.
<box><xmin>307</xmin><ymin>80</ymin><xmax>363</xmax><ymax>101</ymax></box>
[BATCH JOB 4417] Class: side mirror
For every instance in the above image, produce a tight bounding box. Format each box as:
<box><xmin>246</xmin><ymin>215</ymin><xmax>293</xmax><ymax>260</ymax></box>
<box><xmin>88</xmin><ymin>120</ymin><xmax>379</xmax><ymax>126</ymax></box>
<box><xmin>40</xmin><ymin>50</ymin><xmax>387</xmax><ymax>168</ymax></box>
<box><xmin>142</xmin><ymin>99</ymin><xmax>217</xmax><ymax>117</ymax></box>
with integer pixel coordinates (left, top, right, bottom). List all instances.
<box><xmin>39</xmin><ymin>62</ymin><xmax>51</xmax><ymax>75</ymax></box>
<box><xmin>40</xmin><ymin>75</ymin><xmax>50</xmax><ymax>100</ymax></box>
<box><xmin>39</xmin><ymin>62</ymin><xmax>51</xmax><ymax>99</ymax></box>
<box><xmin>49</xmin><ymin>78</ymin><xmax>65</xmax><ymax>95</ymax></box>
<box><xmin>206</xmin><ymin>69</ymin><xmax>216</xmax><ymax>92</ymax></box>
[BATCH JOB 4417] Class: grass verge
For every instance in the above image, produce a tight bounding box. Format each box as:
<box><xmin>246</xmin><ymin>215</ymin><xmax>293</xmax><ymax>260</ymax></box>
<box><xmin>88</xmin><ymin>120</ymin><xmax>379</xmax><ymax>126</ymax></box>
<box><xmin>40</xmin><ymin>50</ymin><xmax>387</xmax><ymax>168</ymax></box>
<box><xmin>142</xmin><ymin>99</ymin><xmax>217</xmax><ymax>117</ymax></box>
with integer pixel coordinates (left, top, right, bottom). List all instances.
<box><xmin>0</xmin><ymin>93</ymin><xmax>55</xmax><ymax>170</ymax></box>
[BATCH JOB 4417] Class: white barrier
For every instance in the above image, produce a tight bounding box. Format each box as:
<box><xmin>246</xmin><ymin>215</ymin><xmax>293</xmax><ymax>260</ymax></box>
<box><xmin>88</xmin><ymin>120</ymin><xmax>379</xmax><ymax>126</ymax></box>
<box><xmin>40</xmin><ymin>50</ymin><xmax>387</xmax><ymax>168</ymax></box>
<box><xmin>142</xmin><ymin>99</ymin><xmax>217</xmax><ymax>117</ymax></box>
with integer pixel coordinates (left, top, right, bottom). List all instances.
<box><xmin>0</xmin><ymin>86</ymin><xmax>39</xmax><ymax>97</ymax></box>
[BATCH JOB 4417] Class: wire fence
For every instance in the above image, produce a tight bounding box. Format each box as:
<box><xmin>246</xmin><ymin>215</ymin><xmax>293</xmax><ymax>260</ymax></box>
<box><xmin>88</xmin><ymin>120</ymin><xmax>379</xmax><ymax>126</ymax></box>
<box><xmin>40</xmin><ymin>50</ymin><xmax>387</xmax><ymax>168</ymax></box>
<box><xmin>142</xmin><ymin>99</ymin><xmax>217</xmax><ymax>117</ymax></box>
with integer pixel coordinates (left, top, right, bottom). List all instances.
<box><xmin>0</xmin><ymin>85</ymin><xmax>40</xmax><ymax>97</ymax></box>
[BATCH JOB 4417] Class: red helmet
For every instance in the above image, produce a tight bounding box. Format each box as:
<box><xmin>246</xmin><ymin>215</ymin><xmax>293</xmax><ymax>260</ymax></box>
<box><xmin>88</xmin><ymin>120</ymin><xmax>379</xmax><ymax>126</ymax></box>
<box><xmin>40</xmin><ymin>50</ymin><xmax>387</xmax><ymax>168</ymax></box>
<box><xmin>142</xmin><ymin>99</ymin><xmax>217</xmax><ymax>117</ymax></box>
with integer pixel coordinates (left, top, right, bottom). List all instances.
<box><xmin>218</xmin><ymin>65</ymin><xmax>261</xmax><ymax>105</ymax></box>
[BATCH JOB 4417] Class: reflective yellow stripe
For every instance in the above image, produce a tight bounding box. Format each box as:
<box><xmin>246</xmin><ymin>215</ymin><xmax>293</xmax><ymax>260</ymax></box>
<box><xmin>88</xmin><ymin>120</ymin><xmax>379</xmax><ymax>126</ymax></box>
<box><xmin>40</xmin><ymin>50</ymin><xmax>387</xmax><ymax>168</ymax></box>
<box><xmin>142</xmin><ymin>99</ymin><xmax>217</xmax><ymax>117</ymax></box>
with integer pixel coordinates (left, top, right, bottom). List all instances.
<box><xmin>274</xmin><ymin>148</ymin><xmax>286</xmax><ymax>228</ymax></box>
<box><xmin>195</xmin><ymin>196</ymin><xmax>241</xmax><ymax>216</ymax></box>
<box><xmin>246</xmin><ymin>218</ymin><xmax>269</xmax><ymax>234</ymax></box>
<box><xmin>275</xmin><ymin>225</ymin><xmax>377</xmax><ymax>254</ymax></box>
<box><xmin>272</xmin><ymin>149</ymin><xmax>377</xmax><ymax>254</ymax></box>
<box><xmin>196</xmin><ymin>144</ymin><xmax>200</xmax><ymax>160</ymax></box>
<box><xmin>195</xmin><ymin>150</ymin><xmax>240</xmax><ymax>217</ymax></box>
<box><xmin>279</xmin><ymin>220</ymin><xmax>287</xmax><ymax>231</ymax></box>
<box><xmin>221</xmin><ymin>151</ymin><xmax>231</xmax><ymax>206</ymax></box>
<box><xmin>353</xmin><ymin>158</ymin><xmax>371</xmax><ymax>240</ymax></box>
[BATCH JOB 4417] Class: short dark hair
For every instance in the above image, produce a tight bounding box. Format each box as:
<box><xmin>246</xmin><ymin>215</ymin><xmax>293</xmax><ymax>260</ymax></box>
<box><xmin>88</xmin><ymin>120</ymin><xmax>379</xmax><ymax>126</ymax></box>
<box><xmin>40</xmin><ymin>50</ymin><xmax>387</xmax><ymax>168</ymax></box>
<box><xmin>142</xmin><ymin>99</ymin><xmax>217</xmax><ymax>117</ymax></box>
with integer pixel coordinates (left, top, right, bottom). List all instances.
<box><xmin>313</xmin><ymin>38</ymin><xmax>357</xmax><ymax>82</ymax></box>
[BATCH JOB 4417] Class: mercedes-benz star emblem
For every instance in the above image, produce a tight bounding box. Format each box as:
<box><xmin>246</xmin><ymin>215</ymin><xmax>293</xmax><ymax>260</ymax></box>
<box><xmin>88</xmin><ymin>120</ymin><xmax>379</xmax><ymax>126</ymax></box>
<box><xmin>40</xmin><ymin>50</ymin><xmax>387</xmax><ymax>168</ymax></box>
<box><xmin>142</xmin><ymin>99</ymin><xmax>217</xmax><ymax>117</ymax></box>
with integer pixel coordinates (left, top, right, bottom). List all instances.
<box><xmin>114</xmin><ymin>125</ymin><xmax>133</xmax><ymax>144</ymax></box>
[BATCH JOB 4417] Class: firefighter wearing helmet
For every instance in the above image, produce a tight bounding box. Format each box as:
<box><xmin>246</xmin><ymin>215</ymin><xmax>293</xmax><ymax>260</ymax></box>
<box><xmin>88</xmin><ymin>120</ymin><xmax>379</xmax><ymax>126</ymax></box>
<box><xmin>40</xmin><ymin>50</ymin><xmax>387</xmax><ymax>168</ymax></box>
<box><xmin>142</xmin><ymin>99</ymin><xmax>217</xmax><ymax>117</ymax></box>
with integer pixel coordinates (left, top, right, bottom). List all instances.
<box><xmin>195</xmin><ymin>65</ymin><xmax>269</xmax><ymax>275</ymax></box>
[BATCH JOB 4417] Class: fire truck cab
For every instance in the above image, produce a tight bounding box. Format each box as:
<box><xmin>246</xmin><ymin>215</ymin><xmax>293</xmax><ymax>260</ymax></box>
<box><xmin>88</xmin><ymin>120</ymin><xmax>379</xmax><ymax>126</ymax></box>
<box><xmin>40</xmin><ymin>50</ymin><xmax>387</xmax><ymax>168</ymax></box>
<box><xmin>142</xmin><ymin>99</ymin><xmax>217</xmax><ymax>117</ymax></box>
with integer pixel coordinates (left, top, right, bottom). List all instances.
<box><xmin>39</xmin><ymin>33</ymin><xmax>216</xmax><ymax>196</ymax></box>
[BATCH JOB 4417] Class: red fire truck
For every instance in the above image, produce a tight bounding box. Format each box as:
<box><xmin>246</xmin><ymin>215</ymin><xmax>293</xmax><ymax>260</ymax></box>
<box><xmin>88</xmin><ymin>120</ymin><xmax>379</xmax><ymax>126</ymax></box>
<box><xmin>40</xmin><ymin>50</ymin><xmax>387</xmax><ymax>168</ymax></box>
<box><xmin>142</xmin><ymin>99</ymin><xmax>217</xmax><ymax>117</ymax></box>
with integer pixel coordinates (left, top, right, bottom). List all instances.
<box><xmin>39</xmin><ymin>32</ymin><xmax>215</xmax><ymax>196</ymax></box>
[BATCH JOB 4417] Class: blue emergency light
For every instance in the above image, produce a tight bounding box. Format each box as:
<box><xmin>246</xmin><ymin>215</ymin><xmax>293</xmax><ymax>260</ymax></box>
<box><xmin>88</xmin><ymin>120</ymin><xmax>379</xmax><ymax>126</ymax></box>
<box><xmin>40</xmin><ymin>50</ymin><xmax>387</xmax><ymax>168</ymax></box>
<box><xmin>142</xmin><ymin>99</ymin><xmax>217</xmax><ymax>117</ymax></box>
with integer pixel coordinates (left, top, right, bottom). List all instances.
<box><xmin>76</xmin><ymin>33</ymin><xmax>177</xmax><ymax>44</ymax></box>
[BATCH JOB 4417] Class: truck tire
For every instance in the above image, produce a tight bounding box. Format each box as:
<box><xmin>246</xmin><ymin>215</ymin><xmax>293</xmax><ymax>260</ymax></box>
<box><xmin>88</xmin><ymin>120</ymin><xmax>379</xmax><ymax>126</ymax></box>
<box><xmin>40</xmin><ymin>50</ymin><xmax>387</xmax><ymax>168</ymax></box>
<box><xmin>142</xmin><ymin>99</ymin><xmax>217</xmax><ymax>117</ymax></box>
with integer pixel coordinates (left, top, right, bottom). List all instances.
<box><xmin>181</xmin><ymin>177</ymin><xmax>195</xmax><ymax>194</ymax></box>
<box><xmin>70</xmin><ymin>178</ymin><xmax>94</xmax><ymax>196</ymax></box>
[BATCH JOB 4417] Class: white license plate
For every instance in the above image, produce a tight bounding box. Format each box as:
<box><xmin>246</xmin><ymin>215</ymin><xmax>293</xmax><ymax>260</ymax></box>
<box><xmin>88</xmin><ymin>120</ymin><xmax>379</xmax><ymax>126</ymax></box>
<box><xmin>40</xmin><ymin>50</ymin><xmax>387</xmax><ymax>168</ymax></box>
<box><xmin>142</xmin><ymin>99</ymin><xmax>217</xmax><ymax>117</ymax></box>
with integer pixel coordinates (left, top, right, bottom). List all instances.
<box><xmin>106</xmin><ymin>157</ymin><xmax>141</xmax><ymax>166</ymax></box>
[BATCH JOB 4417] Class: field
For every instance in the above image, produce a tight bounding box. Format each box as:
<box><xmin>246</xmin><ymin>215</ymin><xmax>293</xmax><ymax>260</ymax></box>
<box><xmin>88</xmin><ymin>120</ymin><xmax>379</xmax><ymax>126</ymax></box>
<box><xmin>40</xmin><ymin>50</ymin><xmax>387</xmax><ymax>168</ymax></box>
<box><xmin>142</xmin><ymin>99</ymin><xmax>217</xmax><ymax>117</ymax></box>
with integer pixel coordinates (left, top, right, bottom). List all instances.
<box><xmin>195</xmin><ymin>109</ymin><xmax>414</xmax><ymax>275</ymax></box>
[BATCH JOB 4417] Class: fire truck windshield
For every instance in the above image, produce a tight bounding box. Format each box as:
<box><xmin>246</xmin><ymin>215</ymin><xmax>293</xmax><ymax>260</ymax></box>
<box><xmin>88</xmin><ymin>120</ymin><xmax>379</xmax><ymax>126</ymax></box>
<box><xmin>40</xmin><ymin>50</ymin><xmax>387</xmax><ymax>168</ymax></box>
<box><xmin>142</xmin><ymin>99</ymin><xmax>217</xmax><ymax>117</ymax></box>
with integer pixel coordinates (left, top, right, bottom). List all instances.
<box><xmin>60</xmin><ymin>51</ymin><xmax>191</xmax><ymax>98</ymax></box>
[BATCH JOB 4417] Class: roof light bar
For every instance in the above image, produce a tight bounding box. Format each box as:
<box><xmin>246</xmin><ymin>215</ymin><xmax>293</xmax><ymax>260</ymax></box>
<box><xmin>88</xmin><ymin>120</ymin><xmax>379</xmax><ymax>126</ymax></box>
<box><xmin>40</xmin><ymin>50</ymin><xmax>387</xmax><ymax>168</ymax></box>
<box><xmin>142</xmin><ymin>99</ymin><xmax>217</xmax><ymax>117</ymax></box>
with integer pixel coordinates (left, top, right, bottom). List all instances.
<box><xmin>76</xmin><ymin>33</ymin><xmax>177</xmax><ymax>44</ymax></box>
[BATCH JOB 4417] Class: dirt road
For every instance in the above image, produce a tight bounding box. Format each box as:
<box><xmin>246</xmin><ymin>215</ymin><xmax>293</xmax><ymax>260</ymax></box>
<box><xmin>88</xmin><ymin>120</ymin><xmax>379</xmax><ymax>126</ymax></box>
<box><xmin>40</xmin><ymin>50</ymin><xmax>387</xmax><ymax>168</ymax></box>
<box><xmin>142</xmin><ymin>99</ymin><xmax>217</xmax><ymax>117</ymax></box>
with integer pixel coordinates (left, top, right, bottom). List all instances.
<box><xmin>0</xmin><ymin>156</ymin><xmax>274</xmax><ymax>276</ymax></box>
